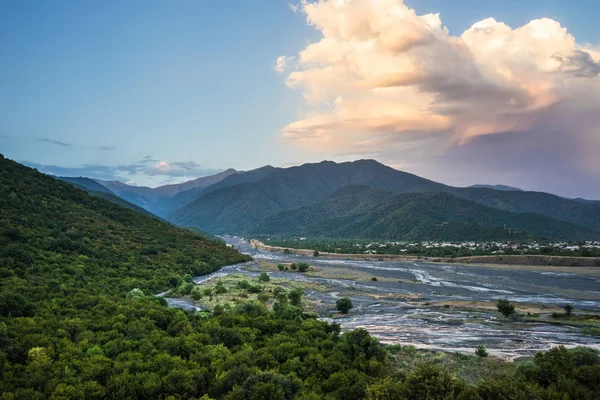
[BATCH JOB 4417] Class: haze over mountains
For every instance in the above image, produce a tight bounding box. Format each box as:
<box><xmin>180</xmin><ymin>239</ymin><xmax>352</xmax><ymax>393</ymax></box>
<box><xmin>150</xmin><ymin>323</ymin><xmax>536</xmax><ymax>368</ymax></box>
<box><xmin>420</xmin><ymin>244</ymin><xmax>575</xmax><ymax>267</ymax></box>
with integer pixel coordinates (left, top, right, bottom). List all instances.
<box><xmin>52</xmin><ymin>159</ymin><xmax>600</xmax><ymax>242</ymax></box>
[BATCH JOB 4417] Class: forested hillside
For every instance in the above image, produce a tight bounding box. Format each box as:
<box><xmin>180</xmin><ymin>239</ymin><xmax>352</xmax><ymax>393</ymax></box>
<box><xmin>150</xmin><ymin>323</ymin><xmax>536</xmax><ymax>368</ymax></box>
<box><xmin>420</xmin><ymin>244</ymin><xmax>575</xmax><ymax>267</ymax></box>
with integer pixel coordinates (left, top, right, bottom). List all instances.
<box><xmin>170</xmin><ymin>160</ymin><xmax>449</xmax><ymax>233</ymax></box>
<box><xmin>249</xmin><ymin>186</ymin><xmax>599</xmax><ymax>241</ymax></box>
<box><xmin>168</xmin><ymin>160</ymin><xmax>600</xmax><ymax>241</ymax></box>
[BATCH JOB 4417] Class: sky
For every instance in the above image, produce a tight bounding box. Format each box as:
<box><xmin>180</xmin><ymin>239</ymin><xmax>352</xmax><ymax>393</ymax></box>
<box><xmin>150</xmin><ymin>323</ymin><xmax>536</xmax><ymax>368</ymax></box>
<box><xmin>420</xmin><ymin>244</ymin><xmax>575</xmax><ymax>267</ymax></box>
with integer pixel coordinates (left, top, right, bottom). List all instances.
<box><xmin>1</xmin><ymin>0</ymin><xmax>599</xmax><ymax>198</ymax></box>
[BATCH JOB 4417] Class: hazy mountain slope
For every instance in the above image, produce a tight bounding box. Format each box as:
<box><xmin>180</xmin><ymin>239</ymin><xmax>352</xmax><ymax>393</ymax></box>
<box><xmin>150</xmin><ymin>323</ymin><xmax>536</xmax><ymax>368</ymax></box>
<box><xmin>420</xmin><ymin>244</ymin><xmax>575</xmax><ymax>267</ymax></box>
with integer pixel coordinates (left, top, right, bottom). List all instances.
<box><xmin>250</xmin><ymin>186</ymin><xmax>599</xmax><ymax>241</ymax></box>
<box><xmin>151</xmin><ymin>168</ymin><xmax>237</xmax><ymax>198</ymax></box>
<box><xmin>96</xmin><ymin>168</ymin><xmax>237</xmax><ymax>215</ymax></box>
<box><xmin>170</xmin><ymin>160</ymin><xmax>449</xmax><ymax>233</ymax></box>
<box><xmin>452</xmin><ymin>187</ymin><xmax>600</xmax><ymax>232</ymax></box>
<box><xmin>160</xmin><ymin>166</ymin><xmax>279</xmax><ymax>218</ymax></box>
<box><xmin>57</xmin><ymin>176</ymin><xmax>116</xmax><ymax>194</ymax></box>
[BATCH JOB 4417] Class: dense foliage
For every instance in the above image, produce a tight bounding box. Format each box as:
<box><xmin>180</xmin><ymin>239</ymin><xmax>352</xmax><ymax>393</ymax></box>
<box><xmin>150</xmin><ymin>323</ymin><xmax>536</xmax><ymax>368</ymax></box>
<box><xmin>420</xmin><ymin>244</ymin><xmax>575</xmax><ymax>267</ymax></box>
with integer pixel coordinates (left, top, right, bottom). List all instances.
<box><xmin>2</xmin><ymin>155</ymin><xmax>600</xmax><ymax>399</ymax></box>
<box><xmin>249</xmin><ymin>186</ymin><xmax>598</xmax><ymax>241</ymax></box>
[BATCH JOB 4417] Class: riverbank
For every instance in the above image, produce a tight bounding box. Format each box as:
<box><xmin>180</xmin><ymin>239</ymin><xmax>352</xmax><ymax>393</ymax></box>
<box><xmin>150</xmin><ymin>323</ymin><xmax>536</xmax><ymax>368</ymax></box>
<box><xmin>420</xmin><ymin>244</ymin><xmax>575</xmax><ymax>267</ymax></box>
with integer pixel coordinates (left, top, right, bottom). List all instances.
<box><xmin>250</xmin><ymin>239</ymin><xmax>600</xmax><ymax>267</ymax></box>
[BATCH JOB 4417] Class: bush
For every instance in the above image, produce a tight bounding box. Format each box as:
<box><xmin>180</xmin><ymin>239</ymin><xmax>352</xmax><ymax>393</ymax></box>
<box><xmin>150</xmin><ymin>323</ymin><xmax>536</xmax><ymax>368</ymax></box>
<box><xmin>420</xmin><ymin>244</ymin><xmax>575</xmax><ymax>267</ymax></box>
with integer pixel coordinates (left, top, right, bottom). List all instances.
<box><xmin>290</xmin><ymin>263</ymin><xmax>297</xmax><ymax>270</ymax></box>
<box><xmin>314</xmin><ymin>250</ymin><xmax>319</xmax><ymax>257</ymax></box>
<box><xmin>215</xmin><ymin>282</ymin><xmax>227</xmax><ymax>294</ymax></box>
<box><xmin>182</xmin><ymin>274</ymin><xmax>193</xmax><ymax>283</ymax></box>
<box><xmin>336</xmin><ymin>297</ymin><xmax>353</xmax><ymax>314</ymax></box>
<box><xmin>179</xmin><ymin>282</ymin><xmax>194</xmax><ymax>296</ymax></box>
<box><xmin>258</xmin><ymin>272</ymin><xmax>270</xmax><ymax>282</ymax></box>
<box><xmin>277</xmin><ymin>264</ymin><xmax>285</xmax><ymax>271</ymax></box>
<box><xmin>497</xmin><ymin>299</ymin><xmax>516</xmax><ymax>317</ymax></box>
<box><xmin>475</xmin><ymin>345</ymin><xmax>488</xmax><ymax>357</ymax></box>
<box><xmin>297</xmin><ymin>263</ymin><xmax>309</xmax><ymax>273</ymax></box>
<box><xmin>237</xmin><ymin>280</ymin><xmax>250</xmax><ymax>290</ymax></box>
<box><xmin>248</xmin><ymin>285</ymin><xmax>262</xmax><ymax>294</ymax></box>
<box><xmin>190</xmin><ymin>287</ymin><xmax>203</xmax><ymax>300</ymax></box>
<box><xmin>126</xmin><ymin>288</ymin><xmax>145</xmax><ymax>300</ymax></box>
<box><xmin>371</xmin><ymin>277</ymin><xmax>378</xmax><ymax>282</ymax></box>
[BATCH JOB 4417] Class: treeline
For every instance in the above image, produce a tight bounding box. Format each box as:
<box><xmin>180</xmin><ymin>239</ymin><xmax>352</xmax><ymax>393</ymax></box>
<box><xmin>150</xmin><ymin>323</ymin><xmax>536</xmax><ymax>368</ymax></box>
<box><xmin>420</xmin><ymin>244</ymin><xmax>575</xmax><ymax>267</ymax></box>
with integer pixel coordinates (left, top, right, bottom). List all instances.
<box><xmin>264</xmin><ymin>238</ymin><xmax>600</xmax><ymax>258</ymax></box>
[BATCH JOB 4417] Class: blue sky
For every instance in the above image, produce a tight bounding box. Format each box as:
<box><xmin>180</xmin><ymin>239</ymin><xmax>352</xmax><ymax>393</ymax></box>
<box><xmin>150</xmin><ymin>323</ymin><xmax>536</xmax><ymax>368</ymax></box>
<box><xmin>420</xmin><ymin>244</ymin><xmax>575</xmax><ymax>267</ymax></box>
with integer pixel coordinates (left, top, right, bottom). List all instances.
<box><xmin>1</xmin><ymin>0</ymin><xmax>599</xmax><ymax>197</ymax></box>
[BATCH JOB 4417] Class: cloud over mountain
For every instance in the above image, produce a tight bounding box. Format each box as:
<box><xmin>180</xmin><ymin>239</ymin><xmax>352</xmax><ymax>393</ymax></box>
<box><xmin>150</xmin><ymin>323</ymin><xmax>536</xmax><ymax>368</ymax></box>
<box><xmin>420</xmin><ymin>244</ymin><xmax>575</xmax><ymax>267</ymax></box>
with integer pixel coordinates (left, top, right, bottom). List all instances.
<box><xmin>279</xmin><ymin>0</ymin><xmax>600</xmax><ymax>197</ymax></box>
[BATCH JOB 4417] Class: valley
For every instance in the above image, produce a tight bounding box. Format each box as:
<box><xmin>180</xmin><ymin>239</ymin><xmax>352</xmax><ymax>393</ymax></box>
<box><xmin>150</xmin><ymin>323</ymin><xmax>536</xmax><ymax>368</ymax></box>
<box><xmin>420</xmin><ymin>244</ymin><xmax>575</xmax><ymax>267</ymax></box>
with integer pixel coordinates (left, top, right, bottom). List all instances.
<box><xmin>166</xmin><ymin>236</ymin><xmax>600</xmax><ymax>359</ymax></box>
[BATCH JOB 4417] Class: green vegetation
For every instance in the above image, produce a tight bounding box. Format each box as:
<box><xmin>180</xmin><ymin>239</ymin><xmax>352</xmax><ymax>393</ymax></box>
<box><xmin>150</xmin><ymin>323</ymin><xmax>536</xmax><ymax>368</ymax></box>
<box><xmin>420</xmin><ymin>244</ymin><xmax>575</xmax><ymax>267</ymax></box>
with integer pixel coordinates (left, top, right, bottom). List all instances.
<box><xmin>565</xmin><ymin>304</ymin><xmax>574</xmax><ymax>316</ymax></box>
<box><xmin>170</xmin><ymin>159</ymin><xmax>600</xmax><ymax>240</ymax></box>
<box><xmin>250</xmin><ymin>186</ymin><xmax>598</xmax><ymax>241</ymax></box>
<box><xmin>497</xmin><ymin>299</ymin><xmax>516</xmax><ymax>317</ymax></box>
<box><xmin>336</xmin><ymin>297</ymin><xmax>354</xmax><ymax>314</ymax></box>
<box><xmin>3</xmin><ymin>156</ymin><xmax>600</xmax><ymax>399</ymax></box>
<box><xmin>475</xmin><ymin>345</ymin><xmax>488</xmax><ymax>358</ymax></box>
<box><xmin>263</xmin><ymin>237</ymin><xmax>600</xmax><ymax>258</ymax></box>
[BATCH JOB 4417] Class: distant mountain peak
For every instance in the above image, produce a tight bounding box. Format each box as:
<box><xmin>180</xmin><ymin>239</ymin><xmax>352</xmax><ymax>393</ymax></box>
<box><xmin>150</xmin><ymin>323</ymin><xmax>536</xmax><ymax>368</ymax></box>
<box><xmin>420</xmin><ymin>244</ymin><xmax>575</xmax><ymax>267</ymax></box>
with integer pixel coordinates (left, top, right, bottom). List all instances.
<box><xmin>470</xmin><ymin>184</ymin><xmax>523</xmax><ymax>192</ymax></box>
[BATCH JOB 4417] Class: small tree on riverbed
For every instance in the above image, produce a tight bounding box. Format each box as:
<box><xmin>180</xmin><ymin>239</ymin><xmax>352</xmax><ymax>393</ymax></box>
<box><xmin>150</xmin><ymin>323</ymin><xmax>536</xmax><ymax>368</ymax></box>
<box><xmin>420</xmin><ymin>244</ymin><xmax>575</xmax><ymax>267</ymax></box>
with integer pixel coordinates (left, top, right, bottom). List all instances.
<box><xmin>336</xmin><ymin>297</ymin><xmax>353</xmax><ymax>314</ymax></box>
<box><xmin>564</xmin><ymin>304</ymin><xmax>573</xmax><ymax>316</ymax></box>
<box><xmin>497</xmin><ymin>299</ymin><xmax>516</xmax><ymax>317</ymax></box>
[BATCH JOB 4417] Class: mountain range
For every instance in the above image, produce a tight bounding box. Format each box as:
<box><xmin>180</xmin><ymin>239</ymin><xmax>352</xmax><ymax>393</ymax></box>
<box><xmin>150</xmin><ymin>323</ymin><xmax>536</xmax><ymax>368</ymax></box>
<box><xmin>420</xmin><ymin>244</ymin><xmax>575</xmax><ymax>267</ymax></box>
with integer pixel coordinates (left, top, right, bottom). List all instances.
<box><xmin>51</xmin><ymin>159</ymin><xmax>600</xmax><ymax>242</ymax></box>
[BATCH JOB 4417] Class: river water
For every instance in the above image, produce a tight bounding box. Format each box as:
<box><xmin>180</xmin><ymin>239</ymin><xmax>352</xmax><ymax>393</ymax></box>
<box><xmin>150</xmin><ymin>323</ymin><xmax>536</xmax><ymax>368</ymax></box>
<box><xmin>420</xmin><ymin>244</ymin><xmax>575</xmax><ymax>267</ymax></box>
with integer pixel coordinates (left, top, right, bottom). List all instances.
<box><xmin>166</xmin><ymin>236</ymin><xmax>600</xmax><ymax>359</ymax></box>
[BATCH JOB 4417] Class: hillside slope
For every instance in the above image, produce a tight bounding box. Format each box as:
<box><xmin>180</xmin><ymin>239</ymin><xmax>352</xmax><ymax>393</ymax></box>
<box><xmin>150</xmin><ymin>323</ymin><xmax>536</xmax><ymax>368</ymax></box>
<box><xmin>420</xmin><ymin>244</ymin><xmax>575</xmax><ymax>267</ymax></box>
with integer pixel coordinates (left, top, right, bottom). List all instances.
<box><xmin>452</xmin><ymin>187</ymin><xmax>600</xmax><ymax>232</ymax></box>
<box><xmin>249</xmin><ymin>186</ymin><xmax>599</xmax><ymax>241</ymax></box>
<box><xmin>0</xmin><ymin>154</ymin><xmax>401</xmax><ymax>399</ymax></box>
<box><xmin>170</xmin><ymin>160</ymin><xmax>600</xmax><ymax>239</ymax></box>
<box><xmin>160</xmin><ymin>165</ymin><xmax>279</xmax><ymax>218</ymax></box>
<box><xmin>171</xmin><ymin>159</ymin><xmax>449</xmax><ymax>233</ymax></box>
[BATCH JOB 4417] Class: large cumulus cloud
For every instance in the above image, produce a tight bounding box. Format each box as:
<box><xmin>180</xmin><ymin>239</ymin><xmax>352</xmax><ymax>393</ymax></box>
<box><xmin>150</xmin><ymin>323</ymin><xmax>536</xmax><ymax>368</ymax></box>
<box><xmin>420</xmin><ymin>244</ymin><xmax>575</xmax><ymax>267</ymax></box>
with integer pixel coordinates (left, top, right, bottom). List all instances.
<box><xmin>278</xmin><ymin>0</ymin><xmax>600</xmax><ymax>198</ymax></box>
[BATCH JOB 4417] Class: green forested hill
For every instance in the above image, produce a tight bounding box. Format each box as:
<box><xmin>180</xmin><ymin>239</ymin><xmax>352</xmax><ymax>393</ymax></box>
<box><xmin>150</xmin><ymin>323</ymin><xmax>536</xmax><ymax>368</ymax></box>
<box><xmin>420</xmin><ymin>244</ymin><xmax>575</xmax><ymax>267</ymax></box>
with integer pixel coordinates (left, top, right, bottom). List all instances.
<box><xmin>170</xmin><ymin>160</ymin><xmax>449</xmax><ymax>233</ymax></box>
<box><xmin>249</xmin><ymin>186</ymin><xmax>600</xmax><ymax>241</ymax></box>
<box><xmin>0</xmin><ymin>156</ymin><xmax>395</xmax><ymax>399</ymax></box>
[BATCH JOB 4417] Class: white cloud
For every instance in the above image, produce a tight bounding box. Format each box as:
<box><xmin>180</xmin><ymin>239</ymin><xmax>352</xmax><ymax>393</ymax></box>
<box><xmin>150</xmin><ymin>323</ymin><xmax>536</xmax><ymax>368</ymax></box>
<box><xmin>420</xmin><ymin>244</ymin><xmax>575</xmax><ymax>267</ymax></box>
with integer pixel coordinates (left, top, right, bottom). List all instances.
<box><xmin>278</xmin><ymin>0</ymin><xmax>600</xmax><ymax>195</ymax></box>
<box><xmin>274</xmin><ymin>55</ymin><xmax>295</xmax><ymax>73</ymax></box>
<box><xmin>151</xmin><ymin>161</ymin><xmax>173</xmax><ymax>175</ymax></box>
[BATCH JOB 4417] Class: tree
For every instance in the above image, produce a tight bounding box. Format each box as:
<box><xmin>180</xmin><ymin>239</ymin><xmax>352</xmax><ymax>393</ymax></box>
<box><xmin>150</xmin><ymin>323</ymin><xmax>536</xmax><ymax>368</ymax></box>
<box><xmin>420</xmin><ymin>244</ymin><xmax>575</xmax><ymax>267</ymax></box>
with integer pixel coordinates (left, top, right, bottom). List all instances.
<box><xmin>314</xmin><ymin>250</ymin><xmax>319</xmax><ymax>257</ymax></box>
<box><xmin>126</xmin><ymin>288</ymin><xmax>146</xmax><ymax>300</ymax></box>
<box><xmin>564</xmin><ymin>304</ymin><xmax>573</xmax><ymax>316</ymax></box>
<box><xmin>277</xmin><ymin>264</ymin><xmax>285</xmax><ymax>271</ymax></box>
<box><xmin>288</xmin><ymin>288</ymin><xmax>303</xmax><ymax>306</ymax></box>
<box><xmin>497</xmin><ymin>299</ymin><xmax>516</xmax><ymax>317</ymax></box>
<box><xmin>336</xmin><ymin>297</ymin><xmax>353</xmax><ymax>314</ymax></box>
<box><xmin>182</xmin><ymin>274</ymin><xmax>193</xmax><ymax>283</ymax></box>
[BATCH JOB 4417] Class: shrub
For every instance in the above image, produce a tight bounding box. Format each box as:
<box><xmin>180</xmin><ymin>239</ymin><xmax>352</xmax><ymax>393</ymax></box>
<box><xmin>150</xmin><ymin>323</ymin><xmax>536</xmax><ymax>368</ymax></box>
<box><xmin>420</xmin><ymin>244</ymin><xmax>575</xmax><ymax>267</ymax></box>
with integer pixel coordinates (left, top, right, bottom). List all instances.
<box><xmin>258</xmin><ymin>272</ymin><xmax>270</xmax><ymax>282</ymax></box>
<box><xmin>190</xmin><ymin>287</ymin><xmax>203</xmax><ymax>301</ymax></box>
<box><xmin>126</xmin><ymin>288</ymin><xmax>145</xmax><ymax>300</ymax></box>
<box><xmin>371</xmin><ymin>277</ymin><xmax>378</xmax><ymax>281</ymax></box>
<box><xmin>475</xmin><ymin>345</ymin><xmax>488</xmax><ymax>357</ymax></box>
<box><xmin>297</xmin><ymin>263</ymin><xmax>309</xmax><ymax>273</ymax></box>
<box><xmin>179</xmin><ymin>282</ymin><xmax>194</xmax><ymax>296</ymax></box>
<box><xmin>336</xmin><ymin>297</ymin><xmax>353</xmax><ymax>314</ymax></box>
<box><xmin>497</xmin><ymin>299</ymin><xmax>516</xmax><ymax>317</ymax></box>
<box><xmin>314</xmin><ymin>250</ymin><xmax>319</xmax><ymax>257</ymax></box>
<box><xmin>237</xmin><ymin>280</ymin><xmax>250</xmax><ymax>290</ymax></box>
<box><xmin>182</xmin><ymin>274</ymin><xmax>193</xmax><ymax>283</ymax></box>
<box><xmin>277</xmin><ymin>264</ymin><xmax>285</xmax><ymax>271</ymax></box>
<box><xmin>290</xmin><ymin>263</ymin><xmax>297</xmax><ymax>270</ymax></box>
<box><xmin>215</xmin><ymin>282</ymin><xmax>227</xmax><ymax>295</ymax></box>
